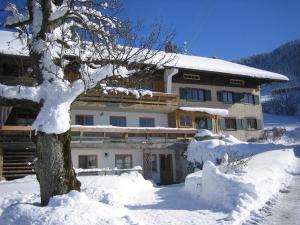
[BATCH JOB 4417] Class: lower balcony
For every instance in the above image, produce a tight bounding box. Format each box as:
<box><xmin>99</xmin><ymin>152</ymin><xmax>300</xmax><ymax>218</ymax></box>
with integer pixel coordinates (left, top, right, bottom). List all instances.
<box><xmin>0</xmin><ymin>125</ymin><xmax>197</xmax><ymax>144</ymax></box>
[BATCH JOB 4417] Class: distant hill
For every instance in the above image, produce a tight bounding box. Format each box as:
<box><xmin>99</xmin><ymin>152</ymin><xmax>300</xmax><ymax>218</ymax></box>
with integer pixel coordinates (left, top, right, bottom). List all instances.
<box><xmin>236</xmin><ymin>39</ymin><xmax>300</xmax><ymax>95</ymax></box>
<box><xmin>236</xmin><ymin>39</ymin><xmax>300</xmax><ymax>79</ymax></box>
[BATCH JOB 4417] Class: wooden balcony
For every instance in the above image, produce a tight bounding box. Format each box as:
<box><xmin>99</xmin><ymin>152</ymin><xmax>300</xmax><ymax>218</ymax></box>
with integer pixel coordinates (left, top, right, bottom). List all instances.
<box><xmin>0</xmin><ymin>125</ymin><xmax>197</xmax><ymax>144</ymax></box>
<box><xmin>74</xmin><ymin>91</ymin><xmax>179</xmax><ymax>111</ymax></box>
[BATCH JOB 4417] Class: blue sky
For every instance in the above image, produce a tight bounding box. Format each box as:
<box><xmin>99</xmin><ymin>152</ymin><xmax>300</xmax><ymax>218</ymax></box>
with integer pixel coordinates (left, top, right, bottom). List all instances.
<box><xmin>1</xmin><ymin>0</ymin><xmax>299</xmax><ymax>60</ymax></box>
<box><xmin>122</xmin><ymin>0</ymin><xmax>300</xmax><ymax>60</ymax></box>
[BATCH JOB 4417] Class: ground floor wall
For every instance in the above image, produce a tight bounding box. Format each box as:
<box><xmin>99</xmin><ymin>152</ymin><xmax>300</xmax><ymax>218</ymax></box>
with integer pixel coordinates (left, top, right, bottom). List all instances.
<box><xmin>223</xmin><ymin>129</ymin><xmax>264</xmax><ymax>141</ymax></box>
<box><xmin>71</xmin><ymin>144</ymin><xmax>179</xmax><ymax>185</ymax></box>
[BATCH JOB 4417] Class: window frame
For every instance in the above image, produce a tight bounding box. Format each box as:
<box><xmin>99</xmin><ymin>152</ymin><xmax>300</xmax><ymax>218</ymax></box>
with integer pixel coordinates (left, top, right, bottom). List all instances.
<box><xmin>179</xmin><ymin>114</ymin><xmax>192</xmax><ymax>127</ymax></box>
<box><xmin>115</xmin><ymin>154</ymin><xmax>133</xmax><ymax>170</ymax></box>
<box><xmin>246</xmin><ymin>118</ymin><xmax>257</xmax><ymax>130</ymax></box>
<box><xmin>224</xmin><ymin>118</ymin><xmax>237</xmax><ymax>130</ymax></box>
<box><xmin>110</xmin><ymin>116</ymin><xmax>127</xmax><ymax>127</ymax></box>
<box><xmin>230</xmin><ymin>79</ymin><xmax>245</xmax><ymax>86</ymax></box>
<box><xmin>222</xmin><ymin>91</ymin><xmax>234</xmax><ymax>104</ymax></box>
<box><xmin>78</xmin><ymin>155</ymin><xmax>98</xmax><ymax>169</ymax></box>
<box><xmin>75</xmin><ymin>115</ymin><xmax>94</xmax><ymax>125</ymax></box>
<box><xmin>183</xmin><ymin>73</ymin><xmax>200</xmax><ymax>81</ymax></box>
<box><xmin>243</xmin><ymin>93</ymin><xmax>255</xmax><ymax>104</ymax></box>
<box><xmin>139</xmin><ymin>117</ymin><xmax>155</xmax><ymax>127</ymax></box>
<box><xmin>151</xmin><ymin>154</ymin><xmax>157</xmax><ymax>172</ymax></box>
<box><xmin>195</xmin><ymin>117</ymin><xmax>208</xmax><ymax>129</ymax></box>
<box><xmin>186</xmin><ymin>88</ymin><xmax>204</xmax><ymax>102</ymax></box>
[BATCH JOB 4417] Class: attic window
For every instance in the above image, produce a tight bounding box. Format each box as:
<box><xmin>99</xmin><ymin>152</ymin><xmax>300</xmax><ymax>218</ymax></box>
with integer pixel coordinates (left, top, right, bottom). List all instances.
<box><xmin>230</xmin><ymin>79</ymin><xmax>245</xmax><ymax>86</ymax></box>
<box><xmin>183</xmin><ymin>74</ymin><xmax>200</xmax><ymax>81</ymax></box>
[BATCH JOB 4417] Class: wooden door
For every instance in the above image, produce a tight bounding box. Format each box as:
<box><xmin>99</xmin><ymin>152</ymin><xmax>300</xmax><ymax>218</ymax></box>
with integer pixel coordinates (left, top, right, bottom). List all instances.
<box><xmin>159</xmin><ymin>154</ymin><xmax>173</xmax><ymax>185</ymax></box>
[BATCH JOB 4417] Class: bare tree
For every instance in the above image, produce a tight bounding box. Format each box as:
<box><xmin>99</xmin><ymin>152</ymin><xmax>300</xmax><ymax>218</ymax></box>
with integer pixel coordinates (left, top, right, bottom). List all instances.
<box><xmin>1</xmin><ymin>0</ymin><xmax>174</xmax><ymax>206</ymax></box>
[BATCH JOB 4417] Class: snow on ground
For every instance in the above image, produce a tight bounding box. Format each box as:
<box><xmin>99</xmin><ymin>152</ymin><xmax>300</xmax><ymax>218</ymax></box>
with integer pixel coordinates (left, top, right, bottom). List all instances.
<box><xmin>0</xmin><ymin>172</ymin><xmax>152</xmax><ymax>225</ymax></box>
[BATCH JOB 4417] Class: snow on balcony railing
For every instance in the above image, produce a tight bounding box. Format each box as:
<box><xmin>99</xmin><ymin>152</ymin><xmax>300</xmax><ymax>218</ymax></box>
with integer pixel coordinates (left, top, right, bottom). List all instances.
<box><xmin>75</xmin><ymin>166</ymin><xmax>143</xmax><ymax>176</ymax></box>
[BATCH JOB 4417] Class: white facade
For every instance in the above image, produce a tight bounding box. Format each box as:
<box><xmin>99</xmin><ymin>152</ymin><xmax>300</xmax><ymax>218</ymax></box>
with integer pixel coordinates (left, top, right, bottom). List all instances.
<box><xmin>71</xmin><ymin>109</ymin><xmax>168</xmax><ymax>127</ymax></box>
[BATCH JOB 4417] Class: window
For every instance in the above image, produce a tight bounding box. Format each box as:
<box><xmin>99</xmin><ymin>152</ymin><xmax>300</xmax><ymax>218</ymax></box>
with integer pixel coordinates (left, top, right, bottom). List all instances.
<box><xmin>244</xmin><ymin>94</ymin><xmax>254</xmax><ymax>104</ymax></box>
<box><xmin>151</xmin><ymin>154</ymin><xmax>157</xmax><ymax>172</ymax></box>
<box><xmin>225</xmin><ymin>118</ymin><xmax>237</xmax><ymax>130</ymax></box>
<box><xmin>180</xmin><ymin>88</ymin><xmax>211</xmax><ymax>101</ymax></box>
<box><xmin>16</xmin><ymin>112</ymin><xmax>35</xmax><ymax>125</ymax></box>
<box><xmin>195</xmin><ymin>117</ymin><xmax>207</xmax><ymax>129</ymax></box>
<box><xmin>186</xmin><ymin>88</ymin><xmax>204</xmax><ymax>101</ymax></box>
<box><xmin>230</xmin><ymin>79</ymin><xmax>245</xmax><ymax>86</ymax></box>
<box><xmin>75</xmin><ymin>115</ymin><xmax>94</xmax><ymax>125</ymax></box>
<box><xmin>183</xmin><ymin>74</ymin><xmax>200</xmax><ymax>80</ymax></box>
<box><xmin>246</xmin><ymin>118</ymin><xmax>257</xmax><ymax>129</ymax></box>
<box><xmin>222</xmin><ymin>92</ymin><xmax>233</xmax><ymax>103</ymax></box>
<box><xmin>139</xmin><ymin>117</ymin><xmax>155</xmax><ymax>127</ymax></box>
<box><xmin>2</xmin><ymin>64</ymin><xmax>20</xmax><ymax>77</ymax></box>
<box><xmin>115</xmin><ymin>154</ymin><xmax>132</xmax><ymax>171</ymax></box>
<box><xmin>180</xmin><ymin>115</ymin><xmax>192</xmax><ymax>127</ymax></box>
<box><xmin>78</xmin><ymin>155</ymin><xmax>97</xmax><ymax>169</ymax></box>
<box><xmin>110</xmin><ymin>116</ymin><xmax>126</xmax><ymax>127</ymax></box>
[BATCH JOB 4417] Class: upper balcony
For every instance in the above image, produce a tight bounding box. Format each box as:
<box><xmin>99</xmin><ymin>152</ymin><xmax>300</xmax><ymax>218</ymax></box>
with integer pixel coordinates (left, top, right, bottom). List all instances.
<box><xmin>74</xmin><ymin>91</ymin><xmax>179</xmax><ymax>112</ymax></box>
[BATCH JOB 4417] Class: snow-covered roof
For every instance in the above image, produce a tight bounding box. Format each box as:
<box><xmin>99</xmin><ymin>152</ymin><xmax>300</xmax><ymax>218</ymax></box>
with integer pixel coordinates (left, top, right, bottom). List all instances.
<box><xmin>0</xmin><ymin>30</ymin><xmax>289</xmax><ymax>82</ymax></box>
<box><xmin>0</xmin><ymin>30</ymin><xmax>28</xmax><ymax>56</ymax></box>
<box><xmin>168</xmin><ymin>54</ymin><xmax>288</xmax><ymax>82</ymax></box>
<box><xmin>179</xmin><ymin>107</ymin><xmax>229</xmax><ymax>117</ymax></box>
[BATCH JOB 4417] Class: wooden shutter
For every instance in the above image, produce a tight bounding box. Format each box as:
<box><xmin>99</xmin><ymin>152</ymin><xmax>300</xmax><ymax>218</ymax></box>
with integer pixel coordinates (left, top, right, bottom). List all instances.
<box><xmin>242</xmin><ymin>119</ymin><xmax>247</xmax><ymax>130</ymax></box>
<box><xmin>204</xmin><ymin>90</ymin><xmax>212</xmax><ymax>101</ymax></box>
<box><xmin>217</xmin><ymin>91</ymin><xmax>223</xmax><ymax>102</ymax></box>
<box><xmin>236</xmin><ymin>119</ymin><xmax>243</xmax><ymax>130</ymax></box>
<box><xmin>179</xmin><ymin>88</ymin><xmax>187</xmax><ymax>100</ymax></box>
<box><xmin>206</xmin><ymin>118</ymin><xmax>213</xmax><ymax>130</ymax></box>
<box><xmin>256</xmin><ymin>119</ymin><xmax>262</xmax><ymax>130</ymax></box>
<box><xmin>220</xmin><ymin>118</ymin><xmax>226</xmax><ymax>130</ymax></box>
<box><xmin>254</xmin><ymin>95</ymin><xmax>260</xmax><ymax>105</ymax></box>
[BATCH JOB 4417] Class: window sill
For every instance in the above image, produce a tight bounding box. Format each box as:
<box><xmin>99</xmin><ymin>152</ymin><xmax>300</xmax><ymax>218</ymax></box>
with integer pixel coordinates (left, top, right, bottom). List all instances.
<box><xmin>246</xmin><ymin>128</ymin><xmax>258</xmax><ymax>131</ymax></box>
<box><xmin>224</xmin><ymin>129</ymin><xmax>237</xmax><ymax>131</ymax></box>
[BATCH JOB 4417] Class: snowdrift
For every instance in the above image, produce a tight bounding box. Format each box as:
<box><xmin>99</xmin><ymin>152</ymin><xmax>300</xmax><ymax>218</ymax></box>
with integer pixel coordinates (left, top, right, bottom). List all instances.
<box><xmin>185</xmin><ymin>132</ymin><xmax>297</xmax><ymax>224</ymax></box>
<box><xmin>0</xmin><ymin>172</ymin><xmax>153</xmax><ymax>225</ymax></box>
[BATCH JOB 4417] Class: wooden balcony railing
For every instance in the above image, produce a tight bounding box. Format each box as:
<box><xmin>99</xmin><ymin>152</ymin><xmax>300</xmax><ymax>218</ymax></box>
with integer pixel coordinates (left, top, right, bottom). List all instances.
<box><xmin>0</xmin><ymin>125</ymin><xmax>197</xmax><ymax>143</ymax></box>
<box><xmin>75</xmin><ymin>91</ymin><xmax>179</xmax><ymax>107</ymax></box>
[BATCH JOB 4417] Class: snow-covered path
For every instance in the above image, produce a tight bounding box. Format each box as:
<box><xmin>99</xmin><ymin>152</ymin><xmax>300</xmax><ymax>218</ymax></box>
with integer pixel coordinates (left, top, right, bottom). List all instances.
<box><xmin>126</xmin><ymin>184</ymin><xmax>226</xmax><ymax>225</ymax></box>
<box><xmin>245</xmin><ymin>147</ymin><xmax>300</xmax><ymax>225</ymax></box>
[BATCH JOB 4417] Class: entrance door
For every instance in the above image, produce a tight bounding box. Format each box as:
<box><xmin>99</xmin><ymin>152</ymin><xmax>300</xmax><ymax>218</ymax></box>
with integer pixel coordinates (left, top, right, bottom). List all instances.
<box><xmin>159</xmin><ymin>154</ymin><xmax>173</xmax><ymax>185</ymax></box>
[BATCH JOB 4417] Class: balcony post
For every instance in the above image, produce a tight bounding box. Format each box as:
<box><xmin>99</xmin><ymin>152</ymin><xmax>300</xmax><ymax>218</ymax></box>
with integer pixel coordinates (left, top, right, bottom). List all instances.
<box><xmin>0</xmin><ymin>148</ymin><xmax>3</xmax><ymax>180</ymax></box>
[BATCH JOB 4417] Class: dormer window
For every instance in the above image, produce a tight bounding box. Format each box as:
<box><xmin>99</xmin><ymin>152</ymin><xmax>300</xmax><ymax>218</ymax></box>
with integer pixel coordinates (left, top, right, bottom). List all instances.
<box><xmin>183</xmin><ymin>74</ymin><xmax>200</xmax><ymax>80</ymax></box>
<box><xmin>230</xmin><ymin>79</ymin><xmax>245</xmax><ymax>86</ymax></box>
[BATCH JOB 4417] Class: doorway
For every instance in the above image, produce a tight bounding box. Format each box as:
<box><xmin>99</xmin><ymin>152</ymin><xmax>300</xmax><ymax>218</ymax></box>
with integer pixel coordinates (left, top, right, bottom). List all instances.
<box><xmin>159</xmin><ymin>154</ymin><xmax>173</xmax><ymax>185</ymax></box>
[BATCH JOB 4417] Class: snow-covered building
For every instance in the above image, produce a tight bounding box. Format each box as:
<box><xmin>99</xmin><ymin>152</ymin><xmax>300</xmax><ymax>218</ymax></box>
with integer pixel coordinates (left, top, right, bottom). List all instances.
<box><xmin>0</xmin><ymin>30</ymin><xmax>288</xmax><ymax>183</ymax></box>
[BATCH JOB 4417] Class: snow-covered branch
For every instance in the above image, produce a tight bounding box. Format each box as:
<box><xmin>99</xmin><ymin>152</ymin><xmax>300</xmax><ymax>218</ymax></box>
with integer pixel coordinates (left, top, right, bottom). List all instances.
<box><xmin>0</xmin><ymin>83</ymin><xmax>41</xmax><ymax>103</ymax></box>
<box><xmin>5</xmin><ymin>3</ymin><xmax>31</xmax><ymax>27</ymax></box>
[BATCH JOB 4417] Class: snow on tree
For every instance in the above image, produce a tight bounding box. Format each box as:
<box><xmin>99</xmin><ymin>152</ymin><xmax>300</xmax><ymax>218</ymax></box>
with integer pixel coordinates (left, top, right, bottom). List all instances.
<box><xmin>1</xmin><ymin>0</ymin><xmax>174</xmax><ymax>206</ymax></box>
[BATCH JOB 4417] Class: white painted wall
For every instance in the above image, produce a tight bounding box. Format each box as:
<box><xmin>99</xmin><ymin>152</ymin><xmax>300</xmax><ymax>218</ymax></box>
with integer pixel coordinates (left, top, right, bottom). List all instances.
<box><xmin>71</xmin><ymin>147</ymin><xmax>176</xmax><ymax>184</ymax></box>
<box><xmin>70</xmin><ymin>109</ymin><xmax>168</xmax><ymax>127</ymax></box>
<box><xmin>72</xmin><ymin>148</ymin><xmax>143</xmax><ymax>170</ymax></box>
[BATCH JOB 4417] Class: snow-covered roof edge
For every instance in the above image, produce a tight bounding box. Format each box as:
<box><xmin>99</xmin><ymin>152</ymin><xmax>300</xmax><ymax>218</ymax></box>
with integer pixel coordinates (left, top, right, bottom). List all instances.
<box><xmin>0</xmin><ymin>30</ymin><xmax>289</xmax><ymax>82</ymax></box>
<box><xmin>179</xmin><ymin>107</ymin><xmax>229</xmax><ymax>117</ymax></box>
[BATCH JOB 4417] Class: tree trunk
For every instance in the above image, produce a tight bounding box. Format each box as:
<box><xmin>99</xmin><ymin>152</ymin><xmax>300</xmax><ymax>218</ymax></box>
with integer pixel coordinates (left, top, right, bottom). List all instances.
<box><xmin>34</xmin><ymin>130</ymin><xmax>81</xmax><ymax>206</ymax></box>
